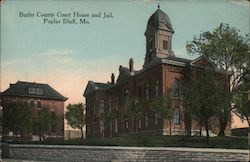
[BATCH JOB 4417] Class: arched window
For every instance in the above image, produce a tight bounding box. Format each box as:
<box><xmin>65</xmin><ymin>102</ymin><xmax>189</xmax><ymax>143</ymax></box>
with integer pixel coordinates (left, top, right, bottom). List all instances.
<box><xmin>171</xmin><ymin>79</ymin><xmax>179</xmax><ymax>97</ymax></box>
<box><xmin>173</xmin><ymin>107</ymin><xmax>180</xmax><ymax>125</ymax></box>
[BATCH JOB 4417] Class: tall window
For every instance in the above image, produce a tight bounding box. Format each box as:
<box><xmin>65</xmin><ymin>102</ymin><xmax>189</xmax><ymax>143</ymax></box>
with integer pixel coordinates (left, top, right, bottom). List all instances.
<box><xmin>99</xmin><ymin>100</ymin><xmax>104</xmax><ymax>114</ymax></box>
<box><xmin>145</xmin><ymin>84</ymin><xmax>149</xmax><ymax>101</ymax></box>
<box><xmin>124</xmin><ymin>89</ymin><xmax>129</xmax><ymax>106</ymax></box>
<box><xmin>108</xmin><ymin>98</ymin><xmax>112</xmax><ymax>112</ymax></box>
<box><xmin>145</xmin><ymin>114</ymin><xmax>148</xmax><ymax>128</ymax></box>
<box><xmin>171</xmin><ymin>79</ymin><xmax>179</xmax><ymax>97</ymax></box>
<box><xmin>148</xmin><ymin>39</ymin><xmax>154</xmax><ymax>52</ymax></box>
<box><xmin>163</xmin><ymin>40</ymin><xmax>169</xmax><ymax>50</ymax></box>
<box><xmin>51</xmin><ymin>111</ymin><xmax>56</xmax><ymax>132</ymax></box>
<box><xmin>100</xmin><ymin>120</ymin><xmax>104</xmax><ymax>133</ymax></box>
<box><xmin>138</xmin><ymin>87</ymin><xmax>142</xmax><ymax>99</ymax></box>
<box><xmin>99</xmin><ymin>100</ymin><xmax>105</xmax><ymax>134</ymax></box>
<box><xmin>30</xmin><ymin>101</ymin><xmax>35</xmax><ymax>108</ymax></box>
<box><xmin>155</xmin><ymin>80</ymin><xmax>159</xmax><ymax>98</ymax></box>
<box><xmin>115</xmin><ymin>119</ymin><xmax>118</xmax><ymax>133</ymax></box>
<box><xmin>93</xmin><ymin>124</ymin><xmax>95</xmax><ymax>134</ymax></box>
<box><xmin>93</xmin><ymin>104</ymin><xmax>96</xmax><ymax>114</ymax></box>
<box><xmin>173</xmin><ymin>107</ymin><xmax>180</xmax><ymax>125</ymax></box>
<box><xmin>124</xmin><ymin>116</ymin><xmax>128</xmax><ymax>130</ymax></box>
<box><xmin>37</xmin><ymin>101</ymin><xmax>41</xmax><ymax>108</ymax></box>
<box><xmin>154</xmin><ymin>113</ymin><xmax>159</xmax><ymax>125</ymax></box>
<box><xmin>138</xmin><ymin>119</ymin><xmax>142</xmax><ymax>129</ymax></box>
<box><xmin>115</xmin><ymin>97</ymin><xmax>119</xmax><ymax>111</ymax></box>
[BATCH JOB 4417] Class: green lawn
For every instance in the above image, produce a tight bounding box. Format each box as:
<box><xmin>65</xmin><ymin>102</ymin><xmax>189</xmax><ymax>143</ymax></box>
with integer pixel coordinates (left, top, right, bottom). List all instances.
<box><xmin>20</xmin><ymin>135</ymin><xmax>248</xmax><ymax>150</ymax></box>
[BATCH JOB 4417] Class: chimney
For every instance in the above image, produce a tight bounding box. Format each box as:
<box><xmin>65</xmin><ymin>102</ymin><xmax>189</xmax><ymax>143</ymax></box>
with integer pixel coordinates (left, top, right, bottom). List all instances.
<box><xmin>111</xmin><ymin>73</ymin><xmax>115</xmax><ymax>84</ymax></box>
<box><xmin>119</xmin><ymin>65</ymin><xmax>123</xmax><ymax>73</ymax></box>
<box><xmin>129</xmin><ymin>58</ymin><xmax>134</xmax><ymax>72</ymax></box>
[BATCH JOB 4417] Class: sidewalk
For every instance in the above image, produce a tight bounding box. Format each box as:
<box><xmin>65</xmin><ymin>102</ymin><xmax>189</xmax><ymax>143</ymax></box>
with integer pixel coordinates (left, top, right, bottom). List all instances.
<box><xmin>2</xmin><ymin>159</ymin><xmax>48</xmax><ymax>162</ymax></box>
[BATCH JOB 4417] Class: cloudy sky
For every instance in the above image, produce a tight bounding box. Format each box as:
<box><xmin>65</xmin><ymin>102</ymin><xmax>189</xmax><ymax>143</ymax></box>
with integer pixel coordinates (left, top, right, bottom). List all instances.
<box><xmin>1</xmin><ymin>0</ymin><xmax>249</xmax><ymax>105</ymax></box>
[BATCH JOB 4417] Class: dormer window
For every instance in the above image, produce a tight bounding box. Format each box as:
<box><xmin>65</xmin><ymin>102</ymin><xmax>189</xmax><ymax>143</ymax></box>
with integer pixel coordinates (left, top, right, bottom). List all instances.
<box><xmin>28</xmin><ymin>88</ymin><xmax>43</xmax><ymax>95</ymax></box>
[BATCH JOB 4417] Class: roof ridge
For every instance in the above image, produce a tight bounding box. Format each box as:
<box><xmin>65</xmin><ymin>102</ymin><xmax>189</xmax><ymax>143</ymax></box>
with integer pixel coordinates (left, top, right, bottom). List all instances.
<box><xmin>17</xmin><ymin>80</ymin><xmax>49</xmax><ymax>85</ymax></box>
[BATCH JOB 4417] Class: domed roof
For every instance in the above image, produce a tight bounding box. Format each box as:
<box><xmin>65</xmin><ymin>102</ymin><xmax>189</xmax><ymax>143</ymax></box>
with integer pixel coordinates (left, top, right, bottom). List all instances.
<box><xmin>146</xmin><ymin>8</ymin><xmax>174</xmax><ymax>33</ymax></box>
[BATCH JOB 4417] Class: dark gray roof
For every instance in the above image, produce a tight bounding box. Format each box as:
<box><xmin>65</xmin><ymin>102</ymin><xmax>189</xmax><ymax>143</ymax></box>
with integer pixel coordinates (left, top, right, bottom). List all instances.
<box><xmin>2</xmin><ymin>81</ymin><xmax>67</xmax><ymax>101</ymax></box>
<box><xmin>167</xmin><ymin>57</ymin><xmax>191</xmax><ymax>63</ymax></box>
<box><xmin>146</xmin><ymin>9</ymin><xmax>174</xmax><ymax>33</ymax></box>
<box><xmin>92</xmin><ymin>82</ymin><xmax>112</xmax><ymax>90</ymax></box>
<box><xmin>83</xmin><ymin>81</ymin><xmax>112</xmax><ymax>96</ymax></box>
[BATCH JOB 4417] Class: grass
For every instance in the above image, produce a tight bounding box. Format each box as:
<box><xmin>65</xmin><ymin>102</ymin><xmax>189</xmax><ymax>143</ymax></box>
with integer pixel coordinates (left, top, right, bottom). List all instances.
<box><xmin>11</xmin><ymin>135</ymin><xmax>249</xmax><ymax>150</ymax></box>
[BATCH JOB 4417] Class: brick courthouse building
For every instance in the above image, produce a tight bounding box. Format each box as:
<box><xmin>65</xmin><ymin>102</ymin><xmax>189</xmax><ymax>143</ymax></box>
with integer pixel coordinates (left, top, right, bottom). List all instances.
<box><xmin>84</xmin><ymin>7</ymin><xmax>230</xmax><ymax>138</ymax></box>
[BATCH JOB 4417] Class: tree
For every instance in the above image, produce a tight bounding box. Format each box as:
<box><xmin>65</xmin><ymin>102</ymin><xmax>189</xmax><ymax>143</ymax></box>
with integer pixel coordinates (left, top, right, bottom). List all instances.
<box><xmin>33</xmin><ymin>107</ymin><xmax>51</xmax><ymax>141</ymax></box>
<box><xmin>233</xmin><ymin>74</ymin><xmax>250</xmax><ymax>126</ymax></box>
<box><xmin>151</xmin><ymin>91</ymin><xmax>173</xmax><ymax>136</ymax></box>
<box><xmin>186</xmin><ymin>23</ymin><xmax>250</xmax><ymax>136</ymax></box>
<box><xmin>100</xmin><ymin>110</ymin><xmax>115</xmax><ymax>137</ymax></box>
<box><xmin>3</xmin><ymin>102</ymin><xmax>32</xmax><ymax>142</ymax></box>
<box><xmin>183</xmin><ymin>69</ymin><xmax>227</xmax><ymax>144</ymax></box>
<box><xmin>65</xmin><ymin>103</ymin><xmax>85</xmax><ymax>139</ymax></box>
<box><xmin>126</xmin><ymin>99</ymin><xmax>141</xmax><ymax>133</ymax></box>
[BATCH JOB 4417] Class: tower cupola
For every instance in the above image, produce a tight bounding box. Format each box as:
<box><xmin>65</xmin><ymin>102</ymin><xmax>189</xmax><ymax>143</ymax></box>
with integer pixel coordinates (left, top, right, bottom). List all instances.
<box><xmin>144</xmin><ymin>7</ymin><xmax>174</xmax><ymax>66</ymax></box>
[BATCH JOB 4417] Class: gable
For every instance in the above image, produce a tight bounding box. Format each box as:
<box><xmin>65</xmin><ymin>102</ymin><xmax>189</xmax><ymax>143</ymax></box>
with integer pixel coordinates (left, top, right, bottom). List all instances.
<box><xmin>190</xmin><ymin>55</ymin><xmax>214</xmax><ymax>68</ymax></box>
<box><xmin>83</xmin><ymin>81</ymin><xmax>96</xmax><ymax>97</ymax></box>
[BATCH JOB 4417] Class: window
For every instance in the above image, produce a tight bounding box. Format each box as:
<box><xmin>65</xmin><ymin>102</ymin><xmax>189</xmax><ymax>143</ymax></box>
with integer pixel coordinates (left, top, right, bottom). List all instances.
<box><xmin>115</xmin><ymin>119</ymin><xmax>118</xmax><ymax>133</ymax></box>
<box><xmin>99</xmin><ymin>100</ymin><xmax>104</xmax><ymax>114</ymax></box>
<box><xmin>173</xmin><ymin>107</ymin><xmax>180</xmax><ymax>125</ymax></box>
<box><xmin>93</xmin><ymin>124</ymin><xmax>95</xmax><ymax>134</ymax></box>
<box><xmin>138</xmin><ymin>87</ymin><xmax>142</xmax><ymax>99</ymax></box>
<box><xmin>51</xmin><ymin>111</ymin><xmax>56</xmax><ymax>132</ymax></box>
<box><xmin>109</xmin><ymin>122</ymin><xmax>112</xmax><ymax>134</ymax></box>
<box><xmin>154</xmin><ymin>113</ymin><xmax>159</xmax><ymax>125</ymax></box>
<box><xmin>124</xmin><ymin>89</ymin><xmax>129</xmax><ymax>106</ymax></box>
<box><xmin>145</xmin><ymin>84</ymin><xmax>149</xmax><ymax>101</ymax></box>
<box><xmin>155</xmin><ymin>80</ymin><xmax>159</xmax><ymax>98</ymax></box>
<box><xmin>145</xmin><ymin>114</ymin><xmax>148</xmax><ymax>128</ymax></box>
<box><xmin>115</xmin><ymin>97</ymin><xmax>119</xmax><ymax>111</ymax></box>
<box><xmin>108</xmin><ymin>98</ymin><xmax>112</xmax><ymax>112</ymax></box>
<box><xmin>163</xmin><ymin>40</ymin><xmax>169</xmax><ymax>50</ymax></box>
<box><xmin>51</xmin><ymin>111</ymin><xmax>56</xmax><ymax>120</ymax></box>
<box><xmin>30</xmin><ymin>101</ymin><xmax>35</xmax><ymax>108</ymax></box>
<box><xmin>124</xmin><ymin>116</ymin><xmax>128</xmax><ymax>130</ymax></box>
<box><xmin>171</xmin><ymin>79</ymin><xmax>179</xmax><ymax>97</ymax></box>
<box><xmin>28</xmin><ymin>88</ymin><xmax>43</xmax><ymax>95</ymax></box>
<box><xmin>148</xmin><ymin>39</ymin><xmax>154</xmax><ymax>52</ymax></box>
<box><xmin>100</xmin><ymin>120</ymin><xmax>104</xmax><ymax>133</ymax></box>
<box><xmin>138</xmin><ymin>119</ymin><xmax>142</xmax><ymax>129</ymax></box>
<box><xmin>37</xmin><ymin>101</ymin><xmax>41</xmax><ymax>108</ymax></box>
<box><xmin>93</xmin><ymin>104</ymin><xmax>96</xmax><ymax>114</ymax></box>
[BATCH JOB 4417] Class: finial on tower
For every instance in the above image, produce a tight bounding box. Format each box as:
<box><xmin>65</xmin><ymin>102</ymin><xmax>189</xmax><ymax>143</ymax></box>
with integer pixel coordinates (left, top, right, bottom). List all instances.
<box><xmin>158</xmin><ymin>3</ymin><xmax>160</xmax><ymax>9</ymax></box>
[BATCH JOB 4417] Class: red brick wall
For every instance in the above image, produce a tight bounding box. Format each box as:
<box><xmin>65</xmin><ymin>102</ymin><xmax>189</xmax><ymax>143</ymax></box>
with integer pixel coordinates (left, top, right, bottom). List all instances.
<box><xmin>2</xmin><ymin>96</ymin><xmax>65</xmax><ymax>138</ymax></box>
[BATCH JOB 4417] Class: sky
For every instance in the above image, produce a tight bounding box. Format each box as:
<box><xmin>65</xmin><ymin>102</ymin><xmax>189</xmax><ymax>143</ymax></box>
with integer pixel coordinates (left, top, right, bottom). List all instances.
<box><xmin>1</xmin><ymin>0</ymin><xmax>249</xmax><ymax>106</ymax></box>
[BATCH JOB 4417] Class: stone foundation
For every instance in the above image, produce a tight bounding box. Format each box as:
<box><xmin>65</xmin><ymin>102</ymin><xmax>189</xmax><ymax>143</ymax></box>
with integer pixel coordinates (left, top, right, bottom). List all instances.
<box><xmin>4</xmin><ymin>144</ymin><xmax>249</xmax><ymax>162</ymax></box>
